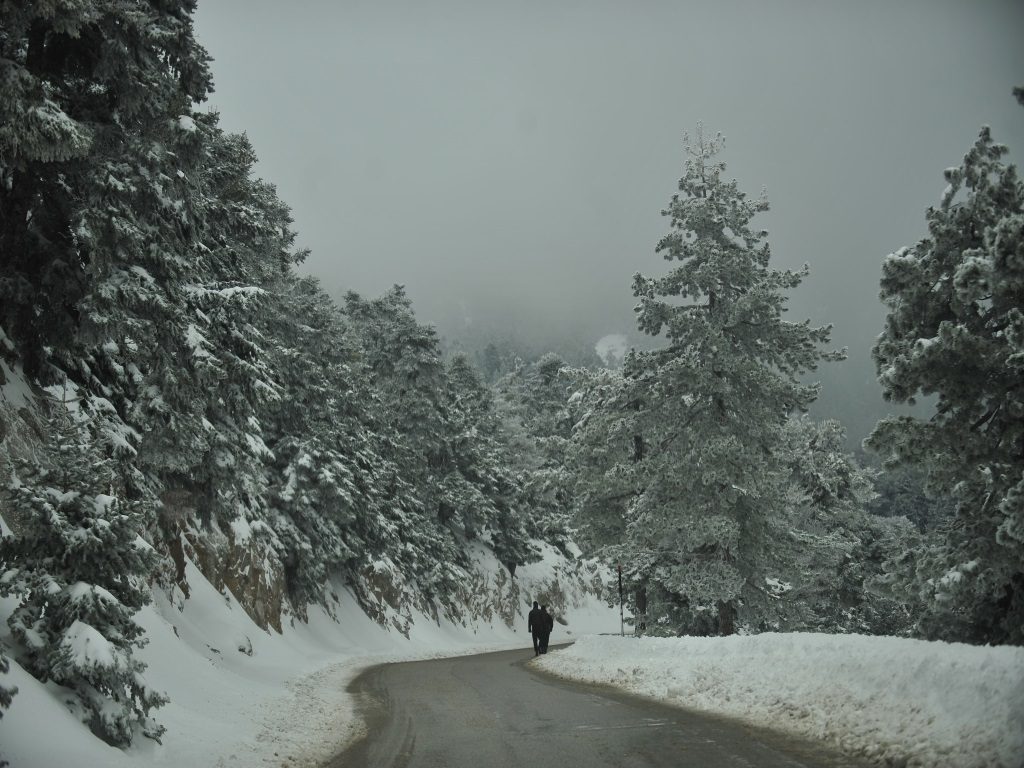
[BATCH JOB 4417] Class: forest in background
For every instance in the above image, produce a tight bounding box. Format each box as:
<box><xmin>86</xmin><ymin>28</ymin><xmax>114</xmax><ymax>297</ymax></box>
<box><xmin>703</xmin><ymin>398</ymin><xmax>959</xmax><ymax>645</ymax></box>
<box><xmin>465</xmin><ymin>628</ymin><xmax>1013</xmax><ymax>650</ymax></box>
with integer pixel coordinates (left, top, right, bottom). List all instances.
<box><xmin>0</xmin><ymin>0</ymin><xmax>1021</xmax><ymax>752</ymax></box>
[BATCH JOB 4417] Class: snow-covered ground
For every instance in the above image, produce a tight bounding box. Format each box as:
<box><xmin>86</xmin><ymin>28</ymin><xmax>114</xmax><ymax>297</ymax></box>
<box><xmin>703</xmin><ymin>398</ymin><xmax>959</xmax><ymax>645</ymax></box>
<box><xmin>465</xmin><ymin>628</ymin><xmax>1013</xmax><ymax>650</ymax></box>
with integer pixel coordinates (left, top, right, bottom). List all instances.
<box><xmin>533</xmin><ymin>633</ymin><xmax>1024</xmax><ymax>768</ymax></box>
<box><xmin>5</xmin><ymin>547</ymin><xmax>1023</xmax><ymax>768</ymax></box>
<box><xmin>0</xmin><ymin>544</ymin><xmax>618</xmax><ymax>767</ymax></box>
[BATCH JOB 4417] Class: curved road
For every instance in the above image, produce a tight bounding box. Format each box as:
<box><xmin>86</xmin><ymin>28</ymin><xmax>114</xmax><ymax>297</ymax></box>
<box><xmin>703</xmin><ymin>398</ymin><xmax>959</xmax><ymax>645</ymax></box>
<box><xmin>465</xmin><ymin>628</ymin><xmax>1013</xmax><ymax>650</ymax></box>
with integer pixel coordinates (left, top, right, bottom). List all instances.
<box><xmin>326</xmin><ymin>646</ymin><xmax>869</xmax><ymax>768</ymax></box>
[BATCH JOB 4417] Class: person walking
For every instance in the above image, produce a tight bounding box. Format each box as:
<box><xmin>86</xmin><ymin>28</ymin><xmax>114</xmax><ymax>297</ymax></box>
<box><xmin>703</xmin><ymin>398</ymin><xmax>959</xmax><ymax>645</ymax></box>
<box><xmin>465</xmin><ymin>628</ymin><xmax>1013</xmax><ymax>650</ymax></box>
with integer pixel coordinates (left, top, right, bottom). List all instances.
<box><xmin>539</xmin><ymin>605</ymin><xmax>553</xmax><ymax>653</ymax></box>
<box><xmin>527</xmin><ymin>601</ymin><xmax>543</xmax><ymax>656</ymax></box>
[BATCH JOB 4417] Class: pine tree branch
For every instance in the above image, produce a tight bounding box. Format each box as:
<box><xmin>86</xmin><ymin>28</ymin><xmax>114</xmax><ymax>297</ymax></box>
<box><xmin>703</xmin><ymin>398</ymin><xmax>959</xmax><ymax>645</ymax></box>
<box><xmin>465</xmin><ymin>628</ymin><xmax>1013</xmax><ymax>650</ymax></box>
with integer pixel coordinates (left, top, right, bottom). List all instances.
<box><xmin>970</xmin><ymin>405</ymin><xmax>1000</xmax><ymax>431</ymax></box>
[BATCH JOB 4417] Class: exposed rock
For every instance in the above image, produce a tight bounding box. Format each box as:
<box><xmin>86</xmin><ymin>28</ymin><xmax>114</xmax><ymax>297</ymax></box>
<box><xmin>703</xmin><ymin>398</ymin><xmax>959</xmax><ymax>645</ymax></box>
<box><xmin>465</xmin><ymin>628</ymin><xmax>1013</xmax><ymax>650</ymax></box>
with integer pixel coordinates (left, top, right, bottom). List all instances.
<box><xmin>350</xmin><ymin>560</ymin><xmax>416</xmax><ymax>638</ymax></box>
<box><xmin>160</xmin><ymin>487</ymin><xmax>286</xmax><ymax>634</ymax></box>
<box><xmin>221</xmin><ymin>531</ymin><xmax>284</xmax><ymax>634</ymax></box>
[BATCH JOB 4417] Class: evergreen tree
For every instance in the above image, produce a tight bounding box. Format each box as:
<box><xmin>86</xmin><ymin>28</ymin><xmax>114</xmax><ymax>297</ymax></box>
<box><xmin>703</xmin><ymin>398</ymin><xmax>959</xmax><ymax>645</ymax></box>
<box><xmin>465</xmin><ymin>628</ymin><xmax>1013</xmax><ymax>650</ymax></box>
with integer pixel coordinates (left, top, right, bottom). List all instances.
<box><xmin>0</xmin><ymin>397</ymin><xmax>165</xmax><ymax>746</ymax></box>
<box><xmin>566</xmin><ymin>367</ymin><xmax>635</xmax><ymax>554</ymax></box>
<box><xmin>0</xmin><ymin>0</ymin><xmax>212</xmax><ymax>381</ymax></box>
<box><xmin>155</xmin><ymin>117</ymin><xmax>296</xmax><ymax>530</ymax></box>
<box><xmin>779</xmin><ymin>418</ymin><xmax>915</xmax><ymax>635</ymax></box>
<box><xmin>261</xmin><ymin>275</ymin><xmax>392</xmax><ymax>612</ymax></box>
<box><xmin>867</xmin><ymin>113</ymin><xmax>1024</xmax><ymax>644</ymax></box>
<box><xmin>865</xmin><ymin>460</ymin><xmax>954</xmax><ymax>532</ymax></box>
<box><xmin>344</xmin><ymin>287</ymin><xmax>449</xmax><ymax>480</ymax></box>
<box><xmin>343</xmin><ymin>288</ymin><xmax>474</xmax><ymax>600</ymax></box>
<box><xmin>444</xmin><ymin>354</ymin><xmax>538</xmax><ymax>573</ymax></box>
<box><xmin>494</xmin><ymin>354</ymin><xmax>582</xmax><ymax>550</ymax></box>
<box><xmin>342</xmin><ymin>289</ymin><xmax>538</xmax><ymax>595</ymax></box>
<box><xmin>577</xmin><ymin>128</ymin><xmax>841</xmax><ymax>634</ymax></box>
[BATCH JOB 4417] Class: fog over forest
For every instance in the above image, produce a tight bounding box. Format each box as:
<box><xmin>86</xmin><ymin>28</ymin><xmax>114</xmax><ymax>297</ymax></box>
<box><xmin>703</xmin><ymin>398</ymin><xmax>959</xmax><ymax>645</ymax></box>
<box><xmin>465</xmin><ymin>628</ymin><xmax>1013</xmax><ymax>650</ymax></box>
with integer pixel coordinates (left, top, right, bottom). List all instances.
<box><xmin>195</xmin><ymin>0</ymin><xmax>1023</xmax><ymax>445</ymax></box>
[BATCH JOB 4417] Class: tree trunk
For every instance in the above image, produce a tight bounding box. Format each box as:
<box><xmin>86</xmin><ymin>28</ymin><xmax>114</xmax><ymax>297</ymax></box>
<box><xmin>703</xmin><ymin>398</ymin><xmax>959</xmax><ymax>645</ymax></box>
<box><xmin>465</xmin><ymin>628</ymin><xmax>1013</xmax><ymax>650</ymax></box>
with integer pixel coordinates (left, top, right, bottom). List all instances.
<box><xmin>632</xmin><ymin>434</ymin><xmax>644</xmax><ymax>463</ymax></box>
<box><xmin>717</xmin><ymin>599</ymin><xmax>736</xmax><ymax>636</ymax></box>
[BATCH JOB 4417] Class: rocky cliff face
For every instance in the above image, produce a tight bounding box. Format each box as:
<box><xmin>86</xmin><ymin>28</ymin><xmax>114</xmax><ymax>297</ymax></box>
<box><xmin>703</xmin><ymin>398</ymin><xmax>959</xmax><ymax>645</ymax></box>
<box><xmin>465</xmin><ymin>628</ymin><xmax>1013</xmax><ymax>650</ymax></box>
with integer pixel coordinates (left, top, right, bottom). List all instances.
<box><xmin>159</xmin><ymin>488</ymin><xmax>286</xmax><ymax>634</ymax></box>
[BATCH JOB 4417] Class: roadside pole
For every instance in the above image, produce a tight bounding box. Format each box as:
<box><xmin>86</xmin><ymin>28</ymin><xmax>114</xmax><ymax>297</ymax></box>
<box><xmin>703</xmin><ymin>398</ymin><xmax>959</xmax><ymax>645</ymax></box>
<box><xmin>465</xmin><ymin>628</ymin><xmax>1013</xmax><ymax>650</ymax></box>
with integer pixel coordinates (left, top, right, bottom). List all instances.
<box><xmin>617</xmin><ymin>563</ymin><xmax>624</xmax><ymax>637</ymax></box>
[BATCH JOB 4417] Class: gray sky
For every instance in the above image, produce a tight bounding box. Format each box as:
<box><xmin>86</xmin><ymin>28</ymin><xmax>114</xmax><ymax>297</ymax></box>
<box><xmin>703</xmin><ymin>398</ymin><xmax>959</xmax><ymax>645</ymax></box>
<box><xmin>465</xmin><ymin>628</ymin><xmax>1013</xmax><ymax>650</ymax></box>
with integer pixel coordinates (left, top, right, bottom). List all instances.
<box><xmin>194</xmin><ymin>0</ymin><xmax>1024</xmax><ymax>443</ymax></box>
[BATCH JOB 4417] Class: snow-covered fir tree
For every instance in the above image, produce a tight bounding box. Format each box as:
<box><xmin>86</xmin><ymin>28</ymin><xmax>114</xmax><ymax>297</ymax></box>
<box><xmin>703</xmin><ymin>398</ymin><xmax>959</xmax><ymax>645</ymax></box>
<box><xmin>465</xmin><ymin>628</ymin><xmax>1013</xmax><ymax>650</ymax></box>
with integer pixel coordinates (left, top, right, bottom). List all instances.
<box><xmin>0</xmin><ymin>0</ymin><xmax>220</xmax><ymax>523</ymax></box>
<box><xmin>260</xmin><ymin>275</ymin><xmax>399</xmax><ymax>613</ymax></box>
<box><xmin>168</xmin><ymin>120</ymin><xmax>304</xmax><ymax>532</ymax></box>
<box><xmin>778</xmin><ymin>418</ymin><xmax>916</xmax><ymax>635</ymax></box>
<box><xmin>344</xmin><ymin>287</ymin><xmax>449</xmax><ymax>482</ymax></box>
<box><xmin>444</xmin><ymin>354</ymin><xmax>538</xmax><ymax>574</ymax></box>
<box><xmin>342</xmin><ymin>289</ymin><xmax>539</xmax><ymax>599</ymax></box>
<box><xmin>0</xmin><ymin>4</ymin><xmax>213</xmax><ymax>740</ymax></box>
<box><xmin>493</xmin><ymin>354</ymin><xmax>585</xmax><ymax>550</ymax></box>
<box><xmin>866</xmin><ymin>460</ymin><xmax>954</xmax><ymax>532</ymax></box>
<box><xmin>867</xmin><ymin>111</ymin><xmax>1024</xmax><ymax>645</ymax></box>
<box><xmin>342</xmin><ymin>288</ymin><xmax>472</xmax><ymax>599</ymax></box>
<box><xmin>575</xmin><ymin>128</ymin><xmax>842</xmax><ymax>634</ymax></box>
<box><xmin>0</xmin><ymin>0</ymin><xmax>211</xmax><ymax>385</ymax></box>
<box><xmin>0</xmin><ymin>397</ymin><xmax>165</xmax><ymax>746</ymax></box>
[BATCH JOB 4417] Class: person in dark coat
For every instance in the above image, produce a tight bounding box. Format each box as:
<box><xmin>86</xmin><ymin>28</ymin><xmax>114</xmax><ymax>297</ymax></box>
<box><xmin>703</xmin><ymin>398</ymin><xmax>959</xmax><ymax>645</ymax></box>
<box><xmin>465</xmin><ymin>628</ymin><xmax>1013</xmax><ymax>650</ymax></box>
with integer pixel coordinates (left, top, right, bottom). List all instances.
<box><xmin>527</xmin><ymin>601</ymin><xmax>543</xmax><ymax>656</ymax></box>
<box><xmin>539</xmin><ymin>605</ymin><xmax>553</xmax><ymax>653</ymax></box>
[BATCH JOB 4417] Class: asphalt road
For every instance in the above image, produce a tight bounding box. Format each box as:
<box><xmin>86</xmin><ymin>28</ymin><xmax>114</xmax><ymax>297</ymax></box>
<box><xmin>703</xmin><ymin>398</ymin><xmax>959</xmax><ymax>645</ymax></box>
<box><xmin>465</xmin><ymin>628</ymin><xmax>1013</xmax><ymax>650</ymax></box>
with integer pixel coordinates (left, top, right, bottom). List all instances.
<box><xmin>326</xmin><ymin>646</ymin><xmax>870</xmax><ymax>768</ymax></box>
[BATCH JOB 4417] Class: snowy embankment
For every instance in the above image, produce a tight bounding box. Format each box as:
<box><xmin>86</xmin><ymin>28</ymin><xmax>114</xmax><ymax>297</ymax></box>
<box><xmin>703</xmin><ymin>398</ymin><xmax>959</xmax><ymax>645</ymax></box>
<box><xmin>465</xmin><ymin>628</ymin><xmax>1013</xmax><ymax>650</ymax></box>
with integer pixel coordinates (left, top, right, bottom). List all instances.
<box><xmin>0</xmin><ymin>540</ymin><xmax>616</xmax><ymax>768</ymax></box>
<box><xmin>534</xmin><ymin>633</ymin><xmax>1024</xmax><ymax>768</ymax></box>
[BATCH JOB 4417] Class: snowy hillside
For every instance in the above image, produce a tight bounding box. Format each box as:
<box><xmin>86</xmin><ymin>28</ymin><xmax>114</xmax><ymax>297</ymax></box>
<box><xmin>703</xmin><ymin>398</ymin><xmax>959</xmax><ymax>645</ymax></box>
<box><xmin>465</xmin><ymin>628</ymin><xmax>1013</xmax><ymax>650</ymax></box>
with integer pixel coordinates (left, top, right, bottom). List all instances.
<box><xmin>0</xmin><ymin>536</ymin><xmax>617</xmax><ymax>767</ymax></box>
<box><xmin>534</xmin><ymin>634</ymin><xmax>1024</xmax><ymax>768</ymax></box>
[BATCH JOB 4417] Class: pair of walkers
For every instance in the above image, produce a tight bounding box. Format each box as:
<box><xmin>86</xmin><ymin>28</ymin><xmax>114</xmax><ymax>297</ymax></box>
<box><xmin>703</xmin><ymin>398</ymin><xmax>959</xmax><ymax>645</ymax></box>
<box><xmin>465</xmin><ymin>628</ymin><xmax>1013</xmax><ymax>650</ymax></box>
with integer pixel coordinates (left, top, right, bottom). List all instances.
<box><xmin>528</xmin><ymin>601</ymin><xmax>554</xmax><ymax>655</ymax></box>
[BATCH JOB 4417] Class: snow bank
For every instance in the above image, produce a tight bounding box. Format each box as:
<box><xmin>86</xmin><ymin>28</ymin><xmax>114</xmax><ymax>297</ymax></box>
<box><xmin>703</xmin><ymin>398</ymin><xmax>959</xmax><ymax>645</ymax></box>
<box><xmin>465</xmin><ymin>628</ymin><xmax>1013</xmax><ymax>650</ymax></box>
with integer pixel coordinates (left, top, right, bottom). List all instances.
<box><xmin>534</xmin><ymin>633</ymin><xmax>1024</xmax><ymax>768</ymax></box>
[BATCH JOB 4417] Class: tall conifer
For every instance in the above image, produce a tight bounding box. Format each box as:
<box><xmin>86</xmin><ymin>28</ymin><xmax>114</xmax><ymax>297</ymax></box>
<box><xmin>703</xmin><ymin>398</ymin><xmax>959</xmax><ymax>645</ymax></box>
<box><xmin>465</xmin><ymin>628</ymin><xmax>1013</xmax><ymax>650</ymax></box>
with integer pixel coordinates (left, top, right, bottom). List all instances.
<box><xmin>578</xmin><ymin>128</ymin><xmax>841</xmax><ymax>633</ymax></box>
<box><xmin>868</xmin><ymin>113</ymin><xmax>1024</xmax><ymax>644</ymax></box>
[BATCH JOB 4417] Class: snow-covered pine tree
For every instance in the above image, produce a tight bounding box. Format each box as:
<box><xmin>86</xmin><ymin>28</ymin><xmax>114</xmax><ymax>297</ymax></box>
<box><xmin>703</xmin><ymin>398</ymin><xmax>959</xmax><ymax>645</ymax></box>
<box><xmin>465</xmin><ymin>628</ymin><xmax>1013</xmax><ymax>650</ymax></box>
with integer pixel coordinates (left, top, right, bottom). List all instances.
<box><xmin>867</xmin><ymin>112</ymin><xmax>1024</xmax><ymax>645</ymax></box>
<box><xmin>157</xmin><ymin>117</ymin><xmax>295</xmax><ymax>532</ymax></box>
<box><xmin>0</xmin><ymin>0</ymin><xmax>219</xmax><ymax>544</ymax></box>
<box><xmin>580</xmin><ymin>127</ymin><xmax>841</xmax><ymax>634</ymax></box>
<box><xmin>437</xmin><ymin>355</ymin><xmax>495</xmax><ymax>541</ymax></box>
<box><xmin>261</xmin><ymin>275</ymin><xmax>393</xmax><ymax>613</ymax></box>
<box><xmin>0</xmin><ymin>0</ymin><xmax>211</xmax><ymax>384</ymax></box>
<box><xmin>343</xmin><ymin>287</ymin><xmax>447</xmax><ymax>467</ymax></box>
<box><xmin>340</xmin><ymin>289</ymin><xmax>540</xmax><ymax>603</ymax></box>
<box><xmin>0</xmin><ymin>397</ymin><xmax>165</xmax><ymax>746</ymax></box>
<box><xmin>567</xmin><ymin>365</ymin><xmax>633</xmax><ymax>543</ymax></box>
<box><xmin>444</xmin><ymin>354</ymin><xmax>538</xmax><ymax>574</ymax></box>
<box><xmin>866</xmin><ymin>460</ymin><xmax>954</xmax><ymax>532</ymax></box>
<box><xmin>779</xmin><ymin>417</ymin><xmax>916</xmax><ymax>635</ymax></box>
<box><xmin>494</xmin><ymin>354</ymin><xmax>584</xmax><ymax>550</ymax></box>
<box><xmin>343</xmin><ymin>288</ymin><xmax>472</xmax><ymax>600</ymax></box>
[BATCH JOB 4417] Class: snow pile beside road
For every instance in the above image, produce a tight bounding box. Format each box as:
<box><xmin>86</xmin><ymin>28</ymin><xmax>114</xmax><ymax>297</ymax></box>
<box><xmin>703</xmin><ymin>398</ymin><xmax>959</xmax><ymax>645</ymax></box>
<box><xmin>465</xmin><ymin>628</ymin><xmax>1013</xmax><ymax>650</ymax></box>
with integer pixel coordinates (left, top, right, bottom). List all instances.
<box><xmin>534</xmin><ymin>633</ymin><xmax>1024</xmax><ymax>768</ymax></box>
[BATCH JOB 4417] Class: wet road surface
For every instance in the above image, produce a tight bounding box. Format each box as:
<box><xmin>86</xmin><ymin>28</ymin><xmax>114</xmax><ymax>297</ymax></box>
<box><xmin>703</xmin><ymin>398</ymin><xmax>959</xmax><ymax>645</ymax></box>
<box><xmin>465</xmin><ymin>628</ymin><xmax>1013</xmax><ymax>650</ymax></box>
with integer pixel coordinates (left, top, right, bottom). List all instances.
<box><xmin>326</xmin><ymin>646</ymin><xmax>870</xmax><ymax>768</ymax></box>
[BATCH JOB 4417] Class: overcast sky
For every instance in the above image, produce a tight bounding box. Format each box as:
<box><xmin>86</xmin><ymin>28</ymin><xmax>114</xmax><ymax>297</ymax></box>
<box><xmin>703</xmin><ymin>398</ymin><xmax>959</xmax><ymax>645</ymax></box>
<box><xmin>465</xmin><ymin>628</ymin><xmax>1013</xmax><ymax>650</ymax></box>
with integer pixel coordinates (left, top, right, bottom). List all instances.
<box><xmin>193</xmin><ymin>0</ymin><xmax>1024</xmax><ymax>443</ymax></box>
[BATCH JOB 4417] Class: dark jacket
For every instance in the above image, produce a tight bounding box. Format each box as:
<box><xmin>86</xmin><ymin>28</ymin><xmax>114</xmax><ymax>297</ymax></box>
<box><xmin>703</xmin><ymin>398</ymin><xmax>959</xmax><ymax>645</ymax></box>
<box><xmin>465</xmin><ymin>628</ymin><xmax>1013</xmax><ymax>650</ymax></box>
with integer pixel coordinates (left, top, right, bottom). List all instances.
<box><xmin>540</xmin><ymin>608</ymin><xmax>553</xmax><ymax>634</ymax></box>
<box><xmin>528</xmin><ymin>607</ymin><xmax>543</xmax><ymax>634</ymax></box>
